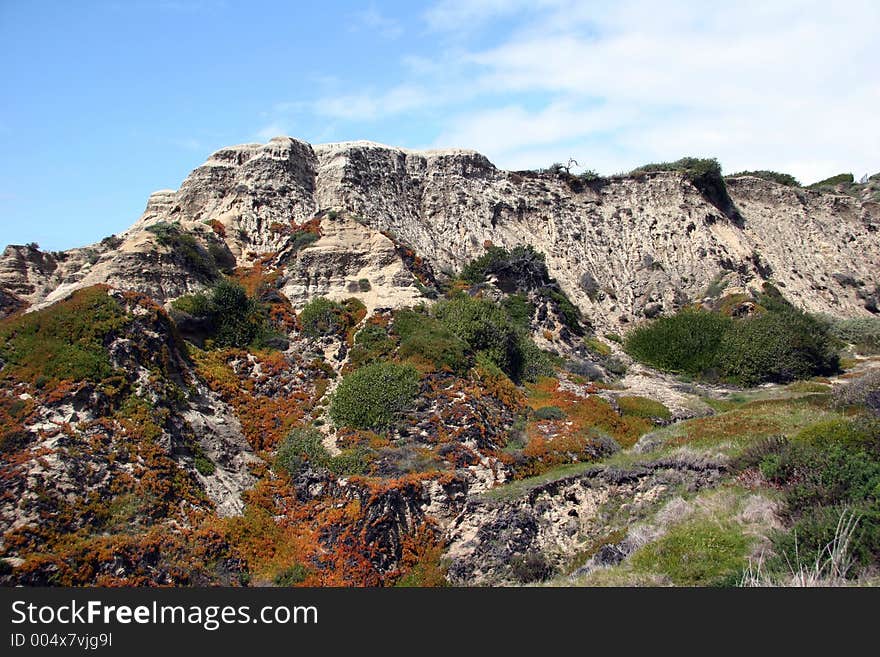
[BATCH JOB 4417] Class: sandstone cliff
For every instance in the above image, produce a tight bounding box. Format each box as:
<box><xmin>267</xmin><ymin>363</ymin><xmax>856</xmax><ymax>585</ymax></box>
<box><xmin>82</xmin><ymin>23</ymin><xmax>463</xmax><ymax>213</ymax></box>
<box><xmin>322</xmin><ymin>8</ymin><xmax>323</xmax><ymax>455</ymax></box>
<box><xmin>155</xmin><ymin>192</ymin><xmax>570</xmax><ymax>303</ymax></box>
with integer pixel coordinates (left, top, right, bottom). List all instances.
<box><xmin>2</xmin><ymin>137</ymin><xmax>877</xmax><ymax>329</ymax></box>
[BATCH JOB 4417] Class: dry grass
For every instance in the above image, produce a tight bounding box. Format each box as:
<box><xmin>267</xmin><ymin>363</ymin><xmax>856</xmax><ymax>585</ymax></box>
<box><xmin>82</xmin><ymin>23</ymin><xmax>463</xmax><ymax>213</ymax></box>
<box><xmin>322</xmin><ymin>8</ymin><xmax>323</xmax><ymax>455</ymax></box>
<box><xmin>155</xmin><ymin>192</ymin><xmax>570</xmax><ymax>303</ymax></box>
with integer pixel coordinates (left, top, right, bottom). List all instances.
<box><xmin>741</xmin><ymin>509</ymin><xmax>862</xmax><ymax>587</ymax></box>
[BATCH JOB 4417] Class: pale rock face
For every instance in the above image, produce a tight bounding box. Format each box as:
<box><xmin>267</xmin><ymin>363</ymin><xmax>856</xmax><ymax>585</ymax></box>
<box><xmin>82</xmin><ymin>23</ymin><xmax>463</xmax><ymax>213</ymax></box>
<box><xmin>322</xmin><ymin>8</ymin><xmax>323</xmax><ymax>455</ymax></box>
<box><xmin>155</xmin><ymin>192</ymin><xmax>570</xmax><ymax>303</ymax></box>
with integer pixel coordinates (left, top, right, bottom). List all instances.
<box><xmin>279</xmin><ymin>215</ymin><xmax>423</xmax><ymax>312</ymax></box>
<box><xmin>1</xmin><ymin>137</ymin><xmax>878</xmax><ymax>330</ymax></box>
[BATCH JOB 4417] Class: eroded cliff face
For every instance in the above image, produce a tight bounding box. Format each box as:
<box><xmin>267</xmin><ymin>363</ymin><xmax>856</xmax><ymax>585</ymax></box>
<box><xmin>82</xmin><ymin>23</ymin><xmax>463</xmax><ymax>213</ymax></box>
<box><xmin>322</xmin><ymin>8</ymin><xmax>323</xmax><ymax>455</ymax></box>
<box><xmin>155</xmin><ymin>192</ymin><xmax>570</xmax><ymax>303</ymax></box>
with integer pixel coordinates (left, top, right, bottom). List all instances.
<box><xmin>2</xmin><ymin>137</ymin><xmax>877</xmax><ymax>327</ymax></box>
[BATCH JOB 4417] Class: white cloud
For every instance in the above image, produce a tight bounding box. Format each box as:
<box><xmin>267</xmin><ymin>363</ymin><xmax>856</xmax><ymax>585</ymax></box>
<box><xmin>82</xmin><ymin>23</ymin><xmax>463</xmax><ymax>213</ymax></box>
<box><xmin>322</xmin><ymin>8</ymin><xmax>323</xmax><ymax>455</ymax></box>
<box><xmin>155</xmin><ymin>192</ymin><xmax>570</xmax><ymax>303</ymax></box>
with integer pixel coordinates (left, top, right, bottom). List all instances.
<box><xmin>426</xmin><ymin>0</ymin><xmax>880</xmax><ymax>181</ymax></box>
<box><xmin>273</xmin><ymin>0</ymin><xmax>880</xmax><ymax>182</ymax></box>
<box><xmin>350</xmin><ymin>5</ymin><xmax>403</xmax><ymax>39</ymax></box>
<box><xmin>314</xmin><ymin>86</ymin><xmax>432</xmax><ymax>121</ymax></box>
<box><xmin>424</xmin><ymin>0</ymin><xmax>558</xmax><ymax>32</ymax></box>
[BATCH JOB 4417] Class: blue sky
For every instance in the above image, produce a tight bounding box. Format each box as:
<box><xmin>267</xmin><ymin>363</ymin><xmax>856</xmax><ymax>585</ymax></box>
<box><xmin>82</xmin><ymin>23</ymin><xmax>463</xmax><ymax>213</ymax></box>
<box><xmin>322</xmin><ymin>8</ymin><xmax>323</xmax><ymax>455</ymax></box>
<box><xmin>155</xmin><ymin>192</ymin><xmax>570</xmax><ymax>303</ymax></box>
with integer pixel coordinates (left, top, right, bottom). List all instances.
<box><xmin>2</xmin><ymin>0</ymin><xmax>878</xmax><ymax>251</ymax></box>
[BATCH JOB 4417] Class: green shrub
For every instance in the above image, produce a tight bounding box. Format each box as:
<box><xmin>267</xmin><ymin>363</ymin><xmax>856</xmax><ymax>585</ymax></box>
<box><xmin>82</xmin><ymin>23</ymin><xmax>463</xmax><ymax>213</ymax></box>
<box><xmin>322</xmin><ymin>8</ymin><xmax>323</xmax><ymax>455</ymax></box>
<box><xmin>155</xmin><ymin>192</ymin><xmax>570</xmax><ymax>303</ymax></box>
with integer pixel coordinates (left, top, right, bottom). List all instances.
<box><xmin>631</xmin><ymin>157</ymin><xmax>721</xmax><ymax>178</ymax></box>
<box><xmin>172</xmin><ymin>280</ymin><xmax>270</xmax><ymax>349</ymax></box>
<box><xmin>624</xmin><ymin>309</ymin><xmax>732</xmax><ymax>377</ymax></box>
<box><xmin>327</xmin><ymin>447</ymin><xmax>373</xmax><ymax>476</ymax></box>
<box><xmin>518</xmin><ymin>336</ymin><xmax>554</xmax><ymax>382</ymax></box>
<box><xmin>771</xmin><ymin>505</ymin><xmax>880</xmax><ymax>573</ymax></box>
<box><xmin>585</xmin><ymin>337</ymin><xmax>612</xmax><ymax>357</ymax></box>
<box><xmin>298</xmin><ymin>297</ymin><xmax>364</xmax><ymax>339</ymax></box>
<box><xmin>274</xmin><ymin>427</ymin><xmax>331</xmax><ymax>475</ymax></box>
<box><xmin>432</xmin><ymin>294</ymin><xmax>552</xmax><ymax>382</ymax></box>
<box><xmin>540</xmin><ymin>287</ymin><xmax>584</xmax><ymax>335</ymax></box>
<box><xmin>274</xmin><ymin>563</ymin><xmax>310</xmax><ymax>586</ymax></box>
<box><xmin>740</xmin><ymin>419</ymin><xmax>880</xmax><ymax>572</ymax></box>
<box><xmin>291</xmin><ymin>231</ymin><xmax>319</xmax><ymax>251</ymax></box>
<box><xmin>807</xmin><ymin>173</ymin><xmax>855</xmax><ymax>190</ymax></box>
<box><xmin>172</xmin><ymin>292</ymin><xmax>212</xmax><ymax>317</ymax></box>
<box><xmin>194</xmin><ymin>455</ymin><xmax>216</xmax><ymax>476</ymax></box>
<box><xmin>146</xmin><ymin>222</ymin><xmax>218</xmax><ymax>279</ymax></box>
<box><xmin>348</xmin><ymin>323</ymin><xmax>397</xmax><ymax>369</ymax></box>
<box><xmin>726</xmin><ymin>170</ymin><xmax>800</xmax><ymax>187</ymax></box>
<box><xmin>626</xmin><ymin>301</ymin><xmax>838</xmax><ymax>386</ymax></box>
<box><xmin>617</xmin><ymin>396</ymin><xmax>672</xmax><ymax>421</ymax></box>
<box><xmin>329</xmin><ymin>362</ymin><xmax>420</xmax><ymax>430</ymax></box>
<box><xmin>828</xmin><ymin>317</ymin><xmax>880</xmax><ymax>355</ymax></box>
<box><xmin>393</xmin><ymin>309</ymin><xmax>470</xmax><ymax>373</ymax></box>
<box><xmin>358</xmin><ymin>278</ymin><xmax>372</xmax><ymax>292</ymax></box>
<box><xmin>299</xmin><ymin>297</ymin><xmax>344</xmax><ymax>338</ymax></box>
<box><xmin>501</xmin><ymin>293</ymin><xmax>534</xmax><ymax>330</ymax></box>
<box><xmin>209</xmin><ymin>280</ymin><xmax>268</xmax><ymax>348</ymax></box>
<box><xmin>718</xmin><ymin>310</ymin><xmax>838</xmax><ymax>386</ymax></box>
<box><xmin>434</xmin><ymin>295</ymin><xmax>524</xmax><ymax>378</ymax></box>
<box><xmin>533</xmin><ymin>406</ymin><xmax>566</xmax><ymax>421</ymax></box>
<box><xmin>0</xmin><ymin>286</ymin><xmax>129</xmax><ymax>386</ymax></box>
<box><xmin>460</xmin><ymin>245</ymin><xmax>549</xmax><ymax>290</ymax></box>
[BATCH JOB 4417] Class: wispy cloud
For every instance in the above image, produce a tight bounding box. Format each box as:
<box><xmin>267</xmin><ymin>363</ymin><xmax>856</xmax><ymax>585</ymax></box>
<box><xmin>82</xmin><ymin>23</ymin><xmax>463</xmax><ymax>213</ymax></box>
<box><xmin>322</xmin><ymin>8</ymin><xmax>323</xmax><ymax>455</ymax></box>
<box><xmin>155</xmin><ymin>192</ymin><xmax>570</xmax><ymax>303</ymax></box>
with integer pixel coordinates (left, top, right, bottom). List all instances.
<box><xmin>263</xmin><ymin>0</ymin><xmax>880</xmax><ymax>182</ymax></box>
<box><xmin>350</xmin><ymin>5</ymin><xmax>403</xmax><ymax>39</ymax></box>
<box><xmin>315</xmin><ymin>86</ymin><xmax>432</xmax><ymax>121</ymax></box>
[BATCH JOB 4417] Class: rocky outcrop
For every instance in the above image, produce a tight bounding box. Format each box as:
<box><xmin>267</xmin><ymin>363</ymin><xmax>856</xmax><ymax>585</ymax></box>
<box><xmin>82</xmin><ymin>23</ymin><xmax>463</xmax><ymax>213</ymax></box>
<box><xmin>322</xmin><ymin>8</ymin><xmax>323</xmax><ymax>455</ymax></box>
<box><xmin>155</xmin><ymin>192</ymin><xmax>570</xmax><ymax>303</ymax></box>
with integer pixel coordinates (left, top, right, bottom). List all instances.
<box><xmin>438</xmin><ymin>454</ymin><xmax>727</xmax><ymax>585</ymax></box>
<box><xmin>2</xmin><ymin>137</ymin><xmax>877</xmax><ymax>329</ymax></box>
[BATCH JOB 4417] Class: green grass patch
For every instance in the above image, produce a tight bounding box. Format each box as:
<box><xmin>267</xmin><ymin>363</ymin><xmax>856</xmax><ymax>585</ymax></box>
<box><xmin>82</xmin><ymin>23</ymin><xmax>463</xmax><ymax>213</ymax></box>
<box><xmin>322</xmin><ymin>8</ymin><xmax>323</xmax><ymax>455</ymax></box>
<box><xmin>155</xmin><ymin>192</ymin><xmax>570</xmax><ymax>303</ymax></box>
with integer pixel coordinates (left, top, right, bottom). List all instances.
<box><xmin>629</xmin><ymin>519</ymin><xmax>750</xmax><ymax>586</ymax></box>
<box><xmin>617</xmin><ymin>396</ymin><xmax>672</xmax><ymax>421</ymax></box>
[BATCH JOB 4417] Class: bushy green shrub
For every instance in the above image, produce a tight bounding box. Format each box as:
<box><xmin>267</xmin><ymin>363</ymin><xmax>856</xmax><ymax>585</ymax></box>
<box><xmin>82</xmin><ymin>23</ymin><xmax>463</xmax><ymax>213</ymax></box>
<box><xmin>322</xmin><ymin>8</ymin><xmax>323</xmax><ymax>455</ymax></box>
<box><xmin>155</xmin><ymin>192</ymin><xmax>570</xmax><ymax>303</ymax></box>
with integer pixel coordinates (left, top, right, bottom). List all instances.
<box><xmin>624</xmin><ymin>309</ymin><xmax>732</xmax><ymax>377</ymax></box>
<box><xmin>299</xmin><ymin>297</ymin><xmax>343</xmax><ymax>338</ymax></box>
<box><xmin>434</xmin><ymin>295</ymin><xmax>522</xmax><ymax>375</ymax></box>
<box><xmin>460</xmin><ymin>245</ymin><xmax>550</xmax><ymax>290</ymax></box>
<box><xmin>828</xmin><ymin>317</ymin><xmax>880</xmax><ymax>355</ymax></box>
<box><xmin>393</xmin><ymin>309</ymin><xmax>470</xmax><ymax>373</ymax></box>
<box><xmin>807</xmin><ymin>173</ymin><xmax>855</xmax><ymax>190</ymax></box>
<box><xmin>0</xmin><ymin>286</ymin><xmax>129</xmax><ymax>386</ymax></box>
<box><xmin>146</xmin><ymin>222</ymin><xmax>218</xmax><ymax>279</ymax></box>
<box><xmin>274</xmin><ymin>563</ymin><xmax>310</xmax><ymax>586</ymax></box>
<box><xmin>291</xmin><ymin>231</ymin><xmax>319</xmax><ymax>251</ymax></box>
<box><xmin>738</xmin><ymin>419</ymin><xmax>880</xmax><ymax>572</ymax></box>
<box><xmin>210</xmin><ymin>280</ymin><xmax>269</xmax><ymax>348</ymax></box>
<box><xmin>432</xmin><ymin>294</ymin><xmax>551</xmax><ymax>382</ymax></box>
<box><xmin>358</xmin><ymin>278</ymin><xmax>371</xmax><ymax>292</ymax></box>
<box><xmin>194</xmin><ymin>455</ymin><xmax>216</xmax><ymax>476</ymax></box>
<box><xmin>501</xmin><ymin>293</ymin><xmax>534</xmax><ymax>330</ymax></box>
<box><xmin>329</xmin><ymin>362</ymin><xmax>420</xmax><ymax>430</ymax></box>
<box><xmin>171</xmin><ymin>292</ymin><xmax>212</xmax><ymax>317</ymax></box>
<box><xmin>298</xmin><ymin>297</ymin><xmax>364</xmax><ymax>339</ymax></box>
<box><xmin>327</xmin><ymin>447</ymin><xmax>373</xmax><ymax>476</ymax></box>
<box><xmin>631</xmin><ymin>157</ymin><xmax>721</xmax><ymax>178</ymax></box>
<box><xmin>533</xmin><ymin>406</ymin><xmax>566</xmax><ymax>420</ymax></box>
<box><xmin>274</xmin><ymin>427</ymin><xmax>331</xmax><ymax>475</ymax></box>
<box><xmin>719</xmin><ymin>310</ymin><xmax>838</xmax><ymax>386</ymax></box>
<box><xmin>625</xmin><ymin>300</ymin><xmax>838</xmax><ymax>386</ymax></box>
<box><xmin>348</xmin><ymin>323</ymin><xmax>397</xmax><ymax>369</ymax></box>
<box><xmin>726</xmin><ymin>170</ymin><xmax>800</xmax><ymax>187</ymax></box>
<box><xmin>171</xmin><ymin>280</ymin><xmax>270</xmax><ymax>349</ymax></box>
